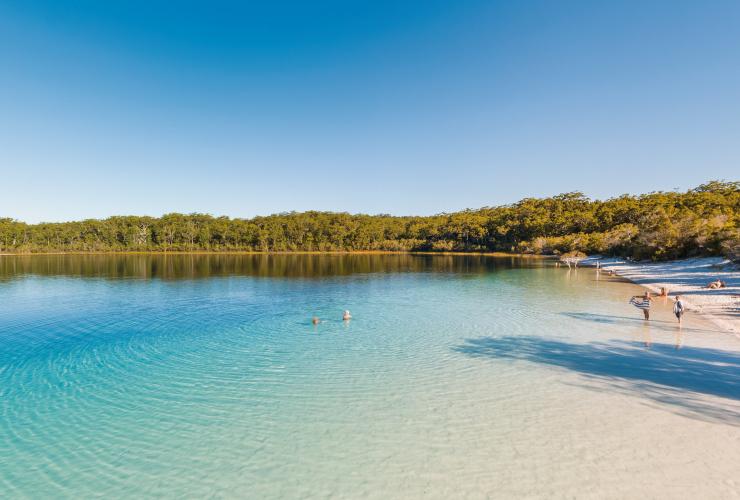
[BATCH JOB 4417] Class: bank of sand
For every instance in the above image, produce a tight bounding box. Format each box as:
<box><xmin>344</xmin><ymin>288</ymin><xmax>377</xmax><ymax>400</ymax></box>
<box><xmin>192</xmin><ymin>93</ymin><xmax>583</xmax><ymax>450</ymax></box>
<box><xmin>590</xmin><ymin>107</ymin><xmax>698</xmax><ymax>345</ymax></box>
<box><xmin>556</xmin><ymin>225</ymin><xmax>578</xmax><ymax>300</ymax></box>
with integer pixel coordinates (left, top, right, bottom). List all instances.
<box><xmin>581</xmin><ymin>256</ymin><xmax>739</xmax><ymax>334</ymax></box>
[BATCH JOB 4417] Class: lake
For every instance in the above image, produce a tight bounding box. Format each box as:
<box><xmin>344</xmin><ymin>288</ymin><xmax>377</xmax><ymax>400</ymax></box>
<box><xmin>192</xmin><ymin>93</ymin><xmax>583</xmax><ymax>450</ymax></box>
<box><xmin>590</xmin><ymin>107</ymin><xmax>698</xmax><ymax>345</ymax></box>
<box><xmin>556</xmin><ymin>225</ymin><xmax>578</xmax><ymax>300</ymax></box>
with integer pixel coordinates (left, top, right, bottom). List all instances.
<box><xmin>0</xmin><ymin>254</ymin><xmax>738</xmax><ymax>498</ymax></box>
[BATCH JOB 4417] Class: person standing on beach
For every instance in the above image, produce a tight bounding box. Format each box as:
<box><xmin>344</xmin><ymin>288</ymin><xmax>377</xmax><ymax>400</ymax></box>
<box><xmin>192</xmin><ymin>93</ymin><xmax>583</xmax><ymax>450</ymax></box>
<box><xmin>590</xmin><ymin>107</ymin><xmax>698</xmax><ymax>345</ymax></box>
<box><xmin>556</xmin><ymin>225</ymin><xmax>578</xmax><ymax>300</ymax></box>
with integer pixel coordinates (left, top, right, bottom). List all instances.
<box><xmin>673</xmin><ymin>296</ymin><xmax>685</xmax><ymax>327</ymax></box>
<box><xmin>630</xmin><ymin>291</ymin><xmax>654</xmax><ymax>320</ymax></box>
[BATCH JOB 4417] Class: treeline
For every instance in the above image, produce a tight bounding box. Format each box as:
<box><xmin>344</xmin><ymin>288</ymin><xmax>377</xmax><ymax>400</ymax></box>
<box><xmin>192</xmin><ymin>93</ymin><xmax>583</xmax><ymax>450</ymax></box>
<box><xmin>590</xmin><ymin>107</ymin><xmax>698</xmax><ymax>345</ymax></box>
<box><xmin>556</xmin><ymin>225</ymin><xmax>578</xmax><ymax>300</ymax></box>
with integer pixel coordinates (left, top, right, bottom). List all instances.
<box><xmin>1</xmin><ymin>181</ymin><xmax>737</xmax><ymax>261</ymax></box>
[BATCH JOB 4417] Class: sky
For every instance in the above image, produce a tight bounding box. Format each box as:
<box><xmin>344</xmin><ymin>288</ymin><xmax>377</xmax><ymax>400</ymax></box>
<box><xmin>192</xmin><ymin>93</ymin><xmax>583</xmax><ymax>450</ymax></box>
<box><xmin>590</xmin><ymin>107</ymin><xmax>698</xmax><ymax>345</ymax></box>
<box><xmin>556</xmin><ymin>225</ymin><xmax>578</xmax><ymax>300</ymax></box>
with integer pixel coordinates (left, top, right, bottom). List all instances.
<box><xmin>1</xmin><ymin>0</ymin><xmax>738</xmax><ymax>223</ymax></box>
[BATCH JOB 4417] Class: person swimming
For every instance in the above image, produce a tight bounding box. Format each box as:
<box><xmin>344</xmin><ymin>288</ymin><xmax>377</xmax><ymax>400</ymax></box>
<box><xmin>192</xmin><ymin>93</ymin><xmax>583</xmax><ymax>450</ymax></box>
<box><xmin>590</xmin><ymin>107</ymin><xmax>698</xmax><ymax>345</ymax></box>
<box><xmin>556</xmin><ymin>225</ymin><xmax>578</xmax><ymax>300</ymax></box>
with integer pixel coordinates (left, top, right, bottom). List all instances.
<box><xmin>312</xmin><ymin>317</ymin><xmax>320</xmax><ymax>325</ymax></box>
<box><xmin>342</xmin><ymin>310</ymin><xmax>352</xmax><ymax>321</ymax></box>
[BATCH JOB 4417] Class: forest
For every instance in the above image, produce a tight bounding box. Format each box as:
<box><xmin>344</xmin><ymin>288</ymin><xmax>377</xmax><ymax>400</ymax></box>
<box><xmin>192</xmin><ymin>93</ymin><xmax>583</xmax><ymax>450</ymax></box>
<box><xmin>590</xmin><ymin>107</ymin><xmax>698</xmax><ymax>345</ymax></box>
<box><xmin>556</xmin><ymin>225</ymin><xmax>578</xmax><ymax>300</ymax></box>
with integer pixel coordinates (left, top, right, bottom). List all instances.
<box><xmin>1</xmin><ymin>181</ymin><xmax>737</xmax><ymax>261</ymax></box>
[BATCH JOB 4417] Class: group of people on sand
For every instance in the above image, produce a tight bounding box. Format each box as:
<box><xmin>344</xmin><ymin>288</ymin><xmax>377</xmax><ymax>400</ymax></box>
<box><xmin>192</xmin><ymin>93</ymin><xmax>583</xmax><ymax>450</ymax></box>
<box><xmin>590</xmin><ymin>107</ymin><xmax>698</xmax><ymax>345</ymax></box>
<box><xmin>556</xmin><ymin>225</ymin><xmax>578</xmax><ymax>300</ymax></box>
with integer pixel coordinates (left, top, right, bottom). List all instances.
<box><xmin>312</xmin><ymin>310</ymin><xmax>352</xmax><ymax>325</ymax></box>
<box><xmin>629</xmin><ymin>291</ymin><xmax>685</xmax><ymax>326</ymax></box>
<box><xmin>706</xmin><ymin>279</ymin><xmax>727</xmax><ymax>289</ymax></box>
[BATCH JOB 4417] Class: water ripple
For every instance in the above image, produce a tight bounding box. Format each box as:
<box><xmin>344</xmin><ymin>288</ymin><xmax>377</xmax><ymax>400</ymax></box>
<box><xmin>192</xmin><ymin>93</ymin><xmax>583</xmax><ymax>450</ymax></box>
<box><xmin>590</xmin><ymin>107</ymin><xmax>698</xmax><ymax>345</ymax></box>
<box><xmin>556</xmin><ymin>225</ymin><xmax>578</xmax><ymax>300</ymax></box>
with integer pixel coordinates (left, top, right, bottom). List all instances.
<box><xmin>0</xmin><ymin>268</ymin><xmax>738</xmax><ymax>497</ymax></box>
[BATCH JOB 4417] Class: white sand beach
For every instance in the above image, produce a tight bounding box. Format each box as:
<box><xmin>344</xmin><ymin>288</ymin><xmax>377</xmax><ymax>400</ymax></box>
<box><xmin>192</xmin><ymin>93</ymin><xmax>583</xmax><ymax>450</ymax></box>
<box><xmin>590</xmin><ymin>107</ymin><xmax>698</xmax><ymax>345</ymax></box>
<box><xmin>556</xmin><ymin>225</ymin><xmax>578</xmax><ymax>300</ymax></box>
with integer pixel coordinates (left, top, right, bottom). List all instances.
<box><xmin>582</xmin><ymin>256</ymin><xmax>740</xmax><ymax>335</ymax></box>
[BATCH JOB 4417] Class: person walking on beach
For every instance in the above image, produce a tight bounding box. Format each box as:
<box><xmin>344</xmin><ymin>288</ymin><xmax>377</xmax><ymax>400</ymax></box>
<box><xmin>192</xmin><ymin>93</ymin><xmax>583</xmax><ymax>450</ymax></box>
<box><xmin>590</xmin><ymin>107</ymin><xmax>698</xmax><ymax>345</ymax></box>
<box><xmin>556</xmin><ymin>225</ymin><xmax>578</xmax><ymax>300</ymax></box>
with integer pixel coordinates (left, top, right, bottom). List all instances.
<box><xmin>673</xmin><ymin>296</ymin><xmax>685</xmax><ymax>327</ymax></box>
<box><xmin>630</xmin><ymin>291</ymin><xmax>654</xmax><ymax>320</ymax></box>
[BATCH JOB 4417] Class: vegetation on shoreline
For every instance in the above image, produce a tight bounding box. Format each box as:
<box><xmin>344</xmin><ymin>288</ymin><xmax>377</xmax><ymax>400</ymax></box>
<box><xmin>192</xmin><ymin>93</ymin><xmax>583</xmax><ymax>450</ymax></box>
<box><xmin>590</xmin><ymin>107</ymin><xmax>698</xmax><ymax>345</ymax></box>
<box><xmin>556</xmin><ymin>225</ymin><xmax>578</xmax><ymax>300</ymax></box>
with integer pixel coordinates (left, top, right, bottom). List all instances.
<box><xmin>2</xmin><ymin>181</ymin><xmax>737</xmax><ymax>261</ymax></box>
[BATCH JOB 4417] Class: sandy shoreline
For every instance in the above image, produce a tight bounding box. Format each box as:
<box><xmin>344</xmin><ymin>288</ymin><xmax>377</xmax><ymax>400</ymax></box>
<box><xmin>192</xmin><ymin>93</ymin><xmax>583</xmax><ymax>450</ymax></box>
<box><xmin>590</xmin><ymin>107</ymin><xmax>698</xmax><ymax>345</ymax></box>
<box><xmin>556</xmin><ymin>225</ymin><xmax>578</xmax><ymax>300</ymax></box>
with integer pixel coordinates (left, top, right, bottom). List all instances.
<box><xmin>581</xmin><ymin>256</ymin><xmax>740</xmax><ymax>335</ymax></box>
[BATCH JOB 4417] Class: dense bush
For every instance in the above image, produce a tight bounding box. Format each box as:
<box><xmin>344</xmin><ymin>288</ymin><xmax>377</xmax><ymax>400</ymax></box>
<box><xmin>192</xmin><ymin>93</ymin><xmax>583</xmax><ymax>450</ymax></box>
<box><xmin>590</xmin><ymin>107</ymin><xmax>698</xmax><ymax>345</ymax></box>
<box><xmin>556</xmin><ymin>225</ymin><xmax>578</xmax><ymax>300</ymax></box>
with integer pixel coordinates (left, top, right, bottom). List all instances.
<box><xmin>1</xmin><ymin>181</ymin><xmax>737</xmax><ymax>261</ymax></box>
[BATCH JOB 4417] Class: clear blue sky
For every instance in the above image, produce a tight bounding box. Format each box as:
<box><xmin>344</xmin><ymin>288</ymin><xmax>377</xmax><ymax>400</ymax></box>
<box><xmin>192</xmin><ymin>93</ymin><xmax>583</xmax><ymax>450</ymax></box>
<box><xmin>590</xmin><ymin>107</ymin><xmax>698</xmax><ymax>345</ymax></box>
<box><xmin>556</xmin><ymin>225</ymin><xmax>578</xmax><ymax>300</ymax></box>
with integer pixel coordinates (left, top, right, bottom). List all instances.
<box><xmin>1</xmin><ymin>1</ymin><xmax>738</xmax><ymax>223</ymax></box>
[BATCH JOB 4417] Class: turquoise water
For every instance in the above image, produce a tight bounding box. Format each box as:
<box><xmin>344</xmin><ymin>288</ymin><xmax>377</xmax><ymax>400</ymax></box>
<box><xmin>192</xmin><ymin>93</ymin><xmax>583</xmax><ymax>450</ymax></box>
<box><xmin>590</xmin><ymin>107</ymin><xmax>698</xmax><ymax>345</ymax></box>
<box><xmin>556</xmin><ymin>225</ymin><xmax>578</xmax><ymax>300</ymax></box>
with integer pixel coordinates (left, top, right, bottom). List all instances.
<box><xmin>1</xmin><ymin>255</ymin><xmax>738</xmax><ymax>498</ymax></box>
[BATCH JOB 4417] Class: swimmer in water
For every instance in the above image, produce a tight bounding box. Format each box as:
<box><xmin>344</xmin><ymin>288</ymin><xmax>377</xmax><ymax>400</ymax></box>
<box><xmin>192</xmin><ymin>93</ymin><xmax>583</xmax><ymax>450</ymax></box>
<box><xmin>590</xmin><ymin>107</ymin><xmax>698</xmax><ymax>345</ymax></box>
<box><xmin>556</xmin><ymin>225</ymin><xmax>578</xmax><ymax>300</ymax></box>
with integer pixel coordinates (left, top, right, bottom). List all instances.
<box><xmin>342</xmin><ymin>310</ymin><xmax>352</xmax><ymax>321</ymax></box>
<box><xmin>312</xmin><ymin>317</ymin><xmax>320</xmax><ymax>325</ymax></box>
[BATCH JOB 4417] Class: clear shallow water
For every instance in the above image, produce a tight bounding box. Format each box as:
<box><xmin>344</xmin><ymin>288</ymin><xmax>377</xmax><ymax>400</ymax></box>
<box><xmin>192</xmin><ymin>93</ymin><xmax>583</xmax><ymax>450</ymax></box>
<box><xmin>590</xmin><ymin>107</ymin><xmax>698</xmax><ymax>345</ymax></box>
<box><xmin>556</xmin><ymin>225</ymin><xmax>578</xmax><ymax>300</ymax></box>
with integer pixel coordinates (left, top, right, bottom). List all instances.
<box><xmin>0</xmin><ymin>255</ymin><xmax>738</xmax><ymax>498</ymax></box>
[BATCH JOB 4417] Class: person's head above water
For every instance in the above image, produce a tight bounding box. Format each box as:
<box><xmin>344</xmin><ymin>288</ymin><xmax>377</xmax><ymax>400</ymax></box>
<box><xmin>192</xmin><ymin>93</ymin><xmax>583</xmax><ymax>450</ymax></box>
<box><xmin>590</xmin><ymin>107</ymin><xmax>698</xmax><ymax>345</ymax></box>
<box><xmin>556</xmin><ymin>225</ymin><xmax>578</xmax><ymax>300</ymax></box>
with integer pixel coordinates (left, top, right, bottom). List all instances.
<box><xmin>343</xmin><ymin>310</ymin><xmax>352</xmax><ymax>320</ymax></box>
<box><xmin>312</xmin><ymin>317</ymin><xmax>320</xmax><ymax>325</ymax></box>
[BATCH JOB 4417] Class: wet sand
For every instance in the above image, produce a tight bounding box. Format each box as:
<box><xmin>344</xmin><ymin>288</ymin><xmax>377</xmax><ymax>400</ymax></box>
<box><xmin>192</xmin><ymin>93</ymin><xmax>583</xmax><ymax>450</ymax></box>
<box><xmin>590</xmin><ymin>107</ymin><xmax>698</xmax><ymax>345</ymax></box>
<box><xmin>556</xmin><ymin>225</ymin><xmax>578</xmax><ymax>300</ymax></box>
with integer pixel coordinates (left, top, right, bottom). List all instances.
<box><xmin>582</xmin><ymin>256</ymin><xmax>739</xmax><ymax>335</ymax></box>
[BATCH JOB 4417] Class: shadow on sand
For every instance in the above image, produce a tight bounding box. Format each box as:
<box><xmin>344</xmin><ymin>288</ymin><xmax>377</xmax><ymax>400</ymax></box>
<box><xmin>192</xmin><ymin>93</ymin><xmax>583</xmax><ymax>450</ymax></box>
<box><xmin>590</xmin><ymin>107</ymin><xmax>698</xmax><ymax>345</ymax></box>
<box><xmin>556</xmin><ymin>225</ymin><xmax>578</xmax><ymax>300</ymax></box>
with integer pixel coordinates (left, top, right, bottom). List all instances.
<box><xmin>453</xmin><ymin>336</ymin><xmax>740</xmax><ymax>425</ymax></box>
